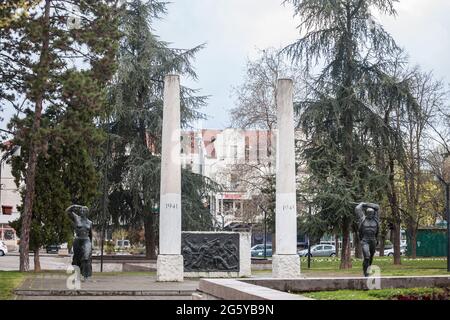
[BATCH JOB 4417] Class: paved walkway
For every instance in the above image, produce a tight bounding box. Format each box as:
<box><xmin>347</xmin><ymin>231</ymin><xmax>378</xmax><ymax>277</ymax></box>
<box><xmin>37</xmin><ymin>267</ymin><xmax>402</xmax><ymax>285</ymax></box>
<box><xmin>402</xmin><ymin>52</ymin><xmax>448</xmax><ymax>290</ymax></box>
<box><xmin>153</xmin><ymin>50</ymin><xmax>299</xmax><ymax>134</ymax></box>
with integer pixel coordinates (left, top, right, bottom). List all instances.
<box><xmin>0</xmin><ymin>254</ymin><xmax>72</xmax><ymax>271</ymax></box>
<box><xmin>15</xmin><ymin>274</ymin><xmax>199</xmax><ymax>300</ymax></box>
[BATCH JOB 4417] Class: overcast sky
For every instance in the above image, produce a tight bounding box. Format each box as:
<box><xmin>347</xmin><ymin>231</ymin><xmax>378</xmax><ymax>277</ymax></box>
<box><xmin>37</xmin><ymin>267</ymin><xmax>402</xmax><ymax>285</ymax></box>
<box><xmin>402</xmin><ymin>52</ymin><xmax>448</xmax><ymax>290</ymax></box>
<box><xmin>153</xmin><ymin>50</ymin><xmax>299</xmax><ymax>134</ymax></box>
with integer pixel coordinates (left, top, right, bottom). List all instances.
<box><xmin>1</xmin><ymin>0</ymin><xmax>449</xmax><ymax>132</ymax></box>
<box><xmin>154</xmin><ymin>0</ymin><xmax>450</xmax><ymax>129</ymax></box>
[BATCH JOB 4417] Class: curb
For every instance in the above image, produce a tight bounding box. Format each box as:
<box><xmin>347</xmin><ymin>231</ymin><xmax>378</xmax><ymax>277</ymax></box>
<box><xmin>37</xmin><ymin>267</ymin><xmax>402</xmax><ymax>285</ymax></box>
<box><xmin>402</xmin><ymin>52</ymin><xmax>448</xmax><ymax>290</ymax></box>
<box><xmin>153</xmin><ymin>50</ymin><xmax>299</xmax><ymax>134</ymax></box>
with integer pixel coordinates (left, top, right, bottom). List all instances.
<box><xmin>14</xmin><ymin>289</ymin><xmax>195</xmax><ymax>296</ymax></box>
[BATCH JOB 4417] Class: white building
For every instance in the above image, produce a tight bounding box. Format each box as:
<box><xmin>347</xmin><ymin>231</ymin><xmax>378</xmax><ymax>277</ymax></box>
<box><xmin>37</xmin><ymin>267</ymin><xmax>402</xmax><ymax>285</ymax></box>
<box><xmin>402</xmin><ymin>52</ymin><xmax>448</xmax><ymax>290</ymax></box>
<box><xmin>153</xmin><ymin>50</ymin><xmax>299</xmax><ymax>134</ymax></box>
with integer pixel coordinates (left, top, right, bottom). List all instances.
<box><xmin>0</xmin><ymin>142</ymin><xmax>21</xmax><ymax>251</ymax></box>
<box><xmin>181</xmin><ymin>129</ymin><xmax>278</xmax><ymax>229</ymax></box>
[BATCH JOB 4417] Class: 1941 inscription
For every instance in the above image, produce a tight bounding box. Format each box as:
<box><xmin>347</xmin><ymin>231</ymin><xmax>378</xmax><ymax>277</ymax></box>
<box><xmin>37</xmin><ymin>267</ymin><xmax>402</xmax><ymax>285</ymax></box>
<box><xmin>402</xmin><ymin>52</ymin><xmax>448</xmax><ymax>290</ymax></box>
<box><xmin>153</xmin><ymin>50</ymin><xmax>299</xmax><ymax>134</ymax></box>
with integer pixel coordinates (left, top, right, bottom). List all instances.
<box><xmin>164</xmin><ymin>203</ymin><xmax>178</xmax><ymax>209</ymax></box>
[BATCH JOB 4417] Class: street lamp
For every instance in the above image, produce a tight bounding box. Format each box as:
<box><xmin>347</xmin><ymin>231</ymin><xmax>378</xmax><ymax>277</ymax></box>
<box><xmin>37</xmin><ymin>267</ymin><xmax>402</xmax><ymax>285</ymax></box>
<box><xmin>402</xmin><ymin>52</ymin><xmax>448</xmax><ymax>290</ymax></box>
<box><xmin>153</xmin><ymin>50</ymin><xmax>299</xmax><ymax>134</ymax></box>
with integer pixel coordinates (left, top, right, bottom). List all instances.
<box><xmin>257</xmin><ymin>204</ymin><xmax>268</xmax><ymax>259</ymax></box>
<box><xmin>435</xmin><ymin>153</ymin><xmax>450</xmax><ymax>272</ymax></box>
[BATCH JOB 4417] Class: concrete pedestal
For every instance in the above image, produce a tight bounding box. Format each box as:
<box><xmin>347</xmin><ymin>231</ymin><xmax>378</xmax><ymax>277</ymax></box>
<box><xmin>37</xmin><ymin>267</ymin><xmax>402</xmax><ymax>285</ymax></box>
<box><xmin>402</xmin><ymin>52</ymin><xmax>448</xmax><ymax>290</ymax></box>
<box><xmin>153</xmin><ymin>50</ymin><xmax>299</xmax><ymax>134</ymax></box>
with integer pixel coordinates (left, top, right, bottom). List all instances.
<box><xmin>157</xmin><ymin>255</ymin><xmax>184</xmax><ymax>282</ymax></box>
<box><xmin>272</xmin><ymin>254</ymin><xmax>301</xmax><ymax>278</ymax></box>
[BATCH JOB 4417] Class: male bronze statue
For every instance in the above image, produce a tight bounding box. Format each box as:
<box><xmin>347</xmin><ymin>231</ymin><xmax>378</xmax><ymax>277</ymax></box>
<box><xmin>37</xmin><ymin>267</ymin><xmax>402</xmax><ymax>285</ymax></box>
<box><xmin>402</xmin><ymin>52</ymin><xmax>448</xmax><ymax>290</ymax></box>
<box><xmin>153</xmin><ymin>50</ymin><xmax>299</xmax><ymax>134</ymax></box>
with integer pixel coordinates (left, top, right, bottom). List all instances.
<box><xmin>66</xmin><ymin>205</ymin><xmax>93</xmax><ymax>281</ymax></box>
<box><xmin>355</xmin><ymin>202</ymin><xmax>380</xmax><ymax>277</ymax></box>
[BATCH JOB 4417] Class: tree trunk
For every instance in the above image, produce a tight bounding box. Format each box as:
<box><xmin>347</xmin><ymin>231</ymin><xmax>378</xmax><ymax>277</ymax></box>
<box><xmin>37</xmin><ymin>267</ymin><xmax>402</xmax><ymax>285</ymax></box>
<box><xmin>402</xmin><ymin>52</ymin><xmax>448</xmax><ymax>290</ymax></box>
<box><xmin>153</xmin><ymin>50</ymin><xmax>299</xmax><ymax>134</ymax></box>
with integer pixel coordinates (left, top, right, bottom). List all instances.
<box><xmin>335</xmin><ymin>234</ymin><xmax>340</xmax><ymax>257</ymax></box>
<box><xmin>392</xmin><ymin>221</ymin><xmax>401</xmax><ymax>265</ymax></box>
<box><xmin>144</xmin><ymin>213</ymin><xmax>156</xmax><ymax>259</ymax></box>
<box><xmin>340</xmin><ymin>219</ymin><xmax>352</xmax><ymax>269</ymax></box>
<box><xmin>19</xmin><ymin>0</ymin><xmax>51</xmax><ymax>272</ymax></box>
<box><xmin>408</xmin><ymin>226</ymin><xmax>417</xmax><ymax>259</ymax></box>
<box><xmin>353</xmin><ymin>231</ymin><xmax>362</xmax><ymax>259</ymax></box>
<box><xmin>33</xmin><ymin>247</ymin><xmax>41</xmax><ymax>273</ymax></box>
<box><xmin>379</xmin><ymin>231</ymin><xmax>386</xmax><ymax>257</ymax></box>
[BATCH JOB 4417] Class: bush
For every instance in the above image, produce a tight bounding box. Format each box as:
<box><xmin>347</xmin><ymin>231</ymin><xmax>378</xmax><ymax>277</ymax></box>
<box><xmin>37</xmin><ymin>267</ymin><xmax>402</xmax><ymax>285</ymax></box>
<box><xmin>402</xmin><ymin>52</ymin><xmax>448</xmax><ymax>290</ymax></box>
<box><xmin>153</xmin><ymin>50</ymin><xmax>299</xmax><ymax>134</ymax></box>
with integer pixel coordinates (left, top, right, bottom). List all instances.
<box><xmin>105</xmin><ymin>241</ymin><xmax>115</xmax><ymax>254</ymax></box>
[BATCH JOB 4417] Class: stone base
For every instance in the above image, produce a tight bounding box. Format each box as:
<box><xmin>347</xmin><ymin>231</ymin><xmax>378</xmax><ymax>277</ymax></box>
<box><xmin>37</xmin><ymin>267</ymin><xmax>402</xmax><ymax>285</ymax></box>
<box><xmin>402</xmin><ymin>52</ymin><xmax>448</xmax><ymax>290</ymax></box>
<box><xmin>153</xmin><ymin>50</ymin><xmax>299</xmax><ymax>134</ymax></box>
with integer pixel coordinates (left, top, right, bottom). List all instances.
<box><xmin>238</xmin><ymin>232</ymin><xmax>252</xmax><ymax>277</ymax></box>
<box><xmin>156</xmin><ymin>254</ymin><xmax>184</xmax><ymax>282</ymax></box>
<box><xmin>185</xmin><ymin>272</ymin><xmax>239</xmax><ymax>278</ymax></box>
<box><xmin>272</xmin><ymin>254</ymin><xmax>301</xmax><ymax>278</ymax></box>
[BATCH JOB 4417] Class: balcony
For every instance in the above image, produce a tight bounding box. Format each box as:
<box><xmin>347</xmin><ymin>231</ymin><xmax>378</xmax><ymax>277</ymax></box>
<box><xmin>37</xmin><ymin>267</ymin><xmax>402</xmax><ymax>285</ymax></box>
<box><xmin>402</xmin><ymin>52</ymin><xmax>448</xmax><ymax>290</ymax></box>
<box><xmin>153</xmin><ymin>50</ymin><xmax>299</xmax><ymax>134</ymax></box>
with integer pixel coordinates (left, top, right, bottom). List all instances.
<box><xmin>0</xmin><ymin>212</ymin><xmax>20</xmax><ymax>224</ymax></box>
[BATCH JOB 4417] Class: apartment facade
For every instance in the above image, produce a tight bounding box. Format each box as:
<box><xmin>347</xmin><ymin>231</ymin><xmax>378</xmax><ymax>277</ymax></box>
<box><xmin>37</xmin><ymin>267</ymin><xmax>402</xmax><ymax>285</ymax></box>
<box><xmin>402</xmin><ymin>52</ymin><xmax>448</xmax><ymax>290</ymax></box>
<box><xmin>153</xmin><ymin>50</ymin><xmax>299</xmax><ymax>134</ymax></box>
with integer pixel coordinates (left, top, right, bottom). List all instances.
<box><xmin>181</xmin><ymin>128</ymin><xmax>278</xmax><ymax>230</ymax></box>
<box><xmin>0</xmin><ymin>143</ymin><xmax>21</xmax><ymax>251</ymax></box>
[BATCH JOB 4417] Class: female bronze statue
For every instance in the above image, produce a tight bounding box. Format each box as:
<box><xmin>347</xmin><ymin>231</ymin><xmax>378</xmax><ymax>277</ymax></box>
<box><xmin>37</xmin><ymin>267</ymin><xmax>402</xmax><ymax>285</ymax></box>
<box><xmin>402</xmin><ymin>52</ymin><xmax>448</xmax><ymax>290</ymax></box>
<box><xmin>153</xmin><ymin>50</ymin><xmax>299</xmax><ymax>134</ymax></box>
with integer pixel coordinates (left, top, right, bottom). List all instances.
<box><xmin>66</xmin><ymin>205</ymin><xmax>93</xmax><ymax>281</ymax></box>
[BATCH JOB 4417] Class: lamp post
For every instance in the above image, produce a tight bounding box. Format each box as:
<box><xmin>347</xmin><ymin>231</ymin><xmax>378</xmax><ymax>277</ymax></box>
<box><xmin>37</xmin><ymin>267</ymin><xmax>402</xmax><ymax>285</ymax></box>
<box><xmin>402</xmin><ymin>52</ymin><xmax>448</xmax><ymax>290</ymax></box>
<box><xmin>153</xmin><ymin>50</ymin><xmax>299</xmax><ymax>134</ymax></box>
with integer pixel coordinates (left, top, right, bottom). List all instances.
<box><xmin>257</xmin><ymin>204</ymin><xmax>269</xmax><ymax>259</ymax></box>
<box><xmin>307</xmin><ymin>204</ymin><xmax>312</xmax><ymax>269</ymax></box>
<box><xmin>100</xmin><ymin>113</ymin><xmax>112</xmax><ymax>273</ymax></box>
<box><xmin>437</xmin><ymin>179</ymin><xmax>450</xmax><ymax>272</ymax></box>
<box><xmin>306</xmin><ymin>235</ymin><xmax>311</xmax><ymax>269</ymax></box>
<box><xmin>436</xmin><ymin>153</ymin><xmax>450</xmax><ymax>272</ymax></box>
<box><xmin>437</xmin><ymin>179</ymin><xmax>450</xmax><ymax>273</ymax></box>
<box><xmin>446</xmin><ymin>182</ymin><xmax>450</xmax><ymax>272</ymax></box>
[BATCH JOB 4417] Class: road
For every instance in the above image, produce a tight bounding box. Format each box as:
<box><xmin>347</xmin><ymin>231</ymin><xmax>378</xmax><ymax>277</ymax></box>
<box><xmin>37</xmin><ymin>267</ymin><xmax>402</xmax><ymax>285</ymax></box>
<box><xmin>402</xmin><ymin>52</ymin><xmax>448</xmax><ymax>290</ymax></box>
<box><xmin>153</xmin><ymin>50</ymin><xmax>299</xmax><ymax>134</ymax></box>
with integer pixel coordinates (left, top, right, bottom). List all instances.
<box><xmin>0</xmin><ymin>252</ymin><xmax>72</xmax><ymax>271</ymax></box>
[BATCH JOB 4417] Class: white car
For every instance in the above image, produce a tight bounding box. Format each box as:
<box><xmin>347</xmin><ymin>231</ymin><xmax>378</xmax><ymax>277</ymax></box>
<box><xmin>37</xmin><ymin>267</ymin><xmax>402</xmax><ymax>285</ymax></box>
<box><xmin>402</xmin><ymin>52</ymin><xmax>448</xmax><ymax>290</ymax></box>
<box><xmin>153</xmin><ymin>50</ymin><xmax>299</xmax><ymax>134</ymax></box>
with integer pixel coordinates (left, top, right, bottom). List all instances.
<box><xmin>384</xmin><ymin>246</ymin><xmax>407</xmax><ymax>256</ymax></box>
<box><xmin>298</xmin><ymin>244</ymin><xmax>336</xmax><ymax>257</ymax></box>
<box><xmin>0</xmin><ymin>241</ymin><xmax>8</xmax><ymax>256</ymax></box>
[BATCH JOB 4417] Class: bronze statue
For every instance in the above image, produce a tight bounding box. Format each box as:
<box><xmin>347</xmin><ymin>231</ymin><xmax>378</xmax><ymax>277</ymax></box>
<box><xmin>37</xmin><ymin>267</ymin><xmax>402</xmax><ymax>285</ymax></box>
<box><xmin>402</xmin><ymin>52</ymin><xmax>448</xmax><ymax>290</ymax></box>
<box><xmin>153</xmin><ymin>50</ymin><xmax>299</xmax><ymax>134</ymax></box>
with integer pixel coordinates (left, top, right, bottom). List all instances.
<box><xmin>66</xmin><ymin>205</ymin><xmax>93</xmax><ymax>281</ymax></box>
<box><xmin>355</xmin><ymin>202</ymin><xmax>380</xmax><ymax>277</ymax></box>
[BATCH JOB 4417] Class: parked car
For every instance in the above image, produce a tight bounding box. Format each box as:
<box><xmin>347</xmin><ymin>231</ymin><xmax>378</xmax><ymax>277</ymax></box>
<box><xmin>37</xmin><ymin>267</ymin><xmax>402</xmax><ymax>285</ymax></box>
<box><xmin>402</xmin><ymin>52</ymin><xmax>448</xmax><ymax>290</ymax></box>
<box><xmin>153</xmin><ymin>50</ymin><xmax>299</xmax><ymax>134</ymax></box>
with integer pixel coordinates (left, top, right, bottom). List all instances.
<box><xmin>298</xmin><ymin>244</ymin><xmax>336</xmax><ymax>257</ymax></box>
<box><xmin>115</xmin><ymin>239</ymin><xmax>131</xmax><ymax>251</ymax></box>
<box><xmin>251</xmin><ymin>244</ymin><xmax>272</xmax><ymax>258</ymax></box>
<box><xmin>384</xmin><ymin>245</ymin><xmax>407</xmax><ymax>256</ymax></box>
<box><xmin>0</xmin><ymin>241</ymin><xmax>8</xmax><ymax>256</ymax></box>
<box><xmin>46</xmin><ymin>245</ymin><xmax>60</xmax><ymax>254</ymax></box>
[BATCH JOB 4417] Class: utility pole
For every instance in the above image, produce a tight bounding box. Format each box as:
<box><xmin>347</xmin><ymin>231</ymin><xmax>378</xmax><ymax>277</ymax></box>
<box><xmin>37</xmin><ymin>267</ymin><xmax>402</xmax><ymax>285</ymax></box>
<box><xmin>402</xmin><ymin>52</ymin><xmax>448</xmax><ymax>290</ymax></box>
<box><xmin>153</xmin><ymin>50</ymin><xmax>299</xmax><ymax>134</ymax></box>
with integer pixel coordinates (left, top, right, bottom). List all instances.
<box><xmin>436</xmin><ymin>153</ymin><xmax>450</xmax><ymax>272</ymax></box>
<box><xmin>446</xmin><ymin>182</ymin><xmax>450</xmax><ymax>272</ymax></box>
<box><xmin>100</xmin><ymin>115</ymin><xmax>112</xmax><ymax>273</ymax></box>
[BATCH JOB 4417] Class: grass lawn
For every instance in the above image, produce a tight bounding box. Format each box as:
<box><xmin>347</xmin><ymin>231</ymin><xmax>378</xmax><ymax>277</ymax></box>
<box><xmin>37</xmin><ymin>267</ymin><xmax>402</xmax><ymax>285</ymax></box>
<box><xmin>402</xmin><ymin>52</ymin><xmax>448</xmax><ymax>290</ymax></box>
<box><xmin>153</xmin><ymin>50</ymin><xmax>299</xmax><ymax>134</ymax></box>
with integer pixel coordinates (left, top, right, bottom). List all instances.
<box><xmin>0</xmin><ymin>272</ymin><xmax>26</xmax><ymax>300</ymax></box>
<box><xmin>252</xmin><ymin>257</ymin><xmax>449</xmax><ymax>277</ymax></box>
<box><xmin>302</xmin><ymin>287</ymin><xmax>449</xmax><ymax>300</ymax></box>
<box><xmin>299</xmin><ymin>256</ymin><xmax>449</xmax><ymax>277</ymax></box>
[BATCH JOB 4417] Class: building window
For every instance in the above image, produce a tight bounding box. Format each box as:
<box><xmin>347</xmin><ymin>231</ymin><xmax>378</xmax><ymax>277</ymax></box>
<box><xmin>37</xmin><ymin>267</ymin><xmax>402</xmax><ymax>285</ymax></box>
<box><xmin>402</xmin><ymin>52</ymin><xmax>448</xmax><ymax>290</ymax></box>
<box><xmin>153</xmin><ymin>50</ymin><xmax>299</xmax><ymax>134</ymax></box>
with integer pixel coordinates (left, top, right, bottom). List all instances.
<box><xmin>2</xmin><ymin>206</ymin><xmax>13</xmax><ymax>215</ymax></box>
<box><xmin>3</xmin><ymin>229</ymin><xmax>15</xmax><ymax>241</ymax></box>
<box><xmin>267</xmin><ymin>131</ymin><xmax>272</xmax><ymax>157</ymax></box>
<box><xmin>230</xmin><ymin>174</ymin><xmax>239</xmax><ymax>189</ymax></box>
<box><xmin>245</xmin><ymin>136</ymin><xmax>250</xmax><ymax>162</ymax></box>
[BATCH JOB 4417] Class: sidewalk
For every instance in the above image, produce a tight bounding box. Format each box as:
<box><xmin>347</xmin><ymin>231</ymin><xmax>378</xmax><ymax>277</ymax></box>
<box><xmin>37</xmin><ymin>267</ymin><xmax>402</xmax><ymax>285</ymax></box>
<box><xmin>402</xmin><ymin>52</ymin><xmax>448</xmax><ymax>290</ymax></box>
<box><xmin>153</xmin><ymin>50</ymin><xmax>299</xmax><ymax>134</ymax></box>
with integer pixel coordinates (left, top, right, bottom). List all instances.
<box><xmin>14</xmin><ymin>273</ymin><xmax>199</xmax><ymax>300</ymax></box>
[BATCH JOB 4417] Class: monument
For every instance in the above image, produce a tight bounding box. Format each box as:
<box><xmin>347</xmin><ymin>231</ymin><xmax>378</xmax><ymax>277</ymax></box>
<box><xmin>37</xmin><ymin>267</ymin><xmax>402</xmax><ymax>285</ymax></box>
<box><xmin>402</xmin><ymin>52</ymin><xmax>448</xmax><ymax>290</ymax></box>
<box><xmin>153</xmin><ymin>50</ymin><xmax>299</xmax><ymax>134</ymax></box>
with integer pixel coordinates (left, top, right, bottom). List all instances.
<box><xmin>66</xmin><ymin>204</ymin><xmax>93</xmax><ymax>281</ymax></box>
<box><xmin>355</xmin><ymin>202</ymin><xmax>380</xmax><ymax>277</ymax></box>
<box><xmin>157</xmin><ymin>74</ymin><xmax>184</xmax><ymax>282</ymax></box>
<box><xmin>272</xmin><ymin>79</ymin><xmax>301</xmax><ymax>278</ymax></box>
<box><xmin>181</xmin><ymin>231</ymin><xmax>251</xmax><ymax>278</ymax></box>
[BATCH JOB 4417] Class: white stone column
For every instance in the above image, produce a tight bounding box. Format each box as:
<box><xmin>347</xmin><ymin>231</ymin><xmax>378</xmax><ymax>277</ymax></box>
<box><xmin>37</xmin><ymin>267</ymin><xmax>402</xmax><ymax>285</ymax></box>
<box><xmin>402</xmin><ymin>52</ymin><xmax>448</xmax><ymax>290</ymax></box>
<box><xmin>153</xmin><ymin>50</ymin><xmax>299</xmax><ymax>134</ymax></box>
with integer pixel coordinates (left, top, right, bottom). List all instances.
<box><xmin>272</xmin><ymin>78</ymin><xmax>301</xmax><ymax>278</ymax></box>
<box><xmin>157</xmin><ymin>74</ymin><xmax>184</xmax><ymax>282</ymax></box>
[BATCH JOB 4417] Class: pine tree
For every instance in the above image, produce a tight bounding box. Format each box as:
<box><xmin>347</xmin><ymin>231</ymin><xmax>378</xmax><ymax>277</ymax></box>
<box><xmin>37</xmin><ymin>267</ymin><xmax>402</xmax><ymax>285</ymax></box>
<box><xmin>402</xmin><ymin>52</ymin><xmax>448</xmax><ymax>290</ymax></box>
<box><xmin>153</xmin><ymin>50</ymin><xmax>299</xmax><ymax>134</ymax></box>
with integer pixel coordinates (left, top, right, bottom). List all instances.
<box><xmin>284</xmin><ymin>0</ymin><xmax>403</xmax><ymax>268</ymax></box>
<box><xmin>10</xmin><ymin>105</ymin><xmax>102</xmax><ymax>271</ymax></box>
<box><xmin>1</xmin><ymin>0</ymin><xmax>121</xmax><ymax>271</ymax></box>
<box><xmin>102</xmin><ymin>0</ymin><xmax>213</xmax><ymax>258</ymax></box>
<box><xmin>0</xmin><ymin>0</ymin><xmax>40</xmax><ymax>28</ymax></box>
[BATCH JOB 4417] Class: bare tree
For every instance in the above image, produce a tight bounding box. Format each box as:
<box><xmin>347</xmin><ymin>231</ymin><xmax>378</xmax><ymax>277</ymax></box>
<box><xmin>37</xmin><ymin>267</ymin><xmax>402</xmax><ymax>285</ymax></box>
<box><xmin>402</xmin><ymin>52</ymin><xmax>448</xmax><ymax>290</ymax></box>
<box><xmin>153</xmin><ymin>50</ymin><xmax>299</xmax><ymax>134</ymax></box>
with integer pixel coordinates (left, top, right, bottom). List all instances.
<box><xmin>400</xmin><ymin>70</ymin><xmax>447</xmax><ymax>258</ymax></box>
<box><xmin>229</xmin><ymin>48</ymin><xmax>304</xmax><ymax>131</ymax></box>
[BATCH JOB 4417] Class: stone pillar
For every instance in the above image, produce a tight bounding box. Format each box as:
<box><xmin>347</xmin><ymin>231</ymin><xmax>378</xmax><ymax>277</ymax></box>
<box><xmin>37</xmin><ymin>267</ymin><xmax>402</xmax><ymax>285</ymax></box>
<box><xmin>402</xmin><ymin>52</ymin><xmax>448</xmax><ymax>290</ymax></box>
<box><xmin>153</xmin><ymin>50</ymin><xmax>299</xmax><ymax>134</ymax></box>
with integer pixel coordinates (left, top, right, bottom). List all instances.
<box><xmin>157</xmin><ymin>75</ymin><xmax>184</xmax><ymax>282</ymax></box>
<box><xmin>239</xmin><ymin>232</ymin><xmax>252</xmax><ymax>277</ymax></box>
<box><xmin>272</xmin><ymin>78</ymin><xmax>301</xmax><ymax>278</ymax></box>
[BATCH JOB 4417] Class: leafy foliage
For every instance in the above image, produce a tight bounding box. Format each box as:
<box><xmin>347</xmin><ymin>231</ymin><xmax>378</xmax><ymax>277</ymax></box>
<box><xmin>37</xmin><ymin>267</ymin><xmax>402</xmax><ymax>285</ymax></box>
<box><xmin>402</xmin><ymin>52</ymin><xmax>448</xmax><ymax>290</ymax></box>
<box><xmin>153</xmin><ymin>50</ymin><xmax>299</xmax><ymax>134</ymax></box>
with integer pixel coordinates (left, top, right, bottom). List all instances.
<box><xmin>284</xmin><ymin>0</ymin><xmax>404</xmax><ymax>267</ymax></box>
<box><xmin>2</xmin><ymin>0</ymin><xmax>121</xmax><ymax>270</ymax></box>
<box><xmin>95</xmin><ymin>0</ymin><xmax>215</xmax><ymax>257</ymax></box>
